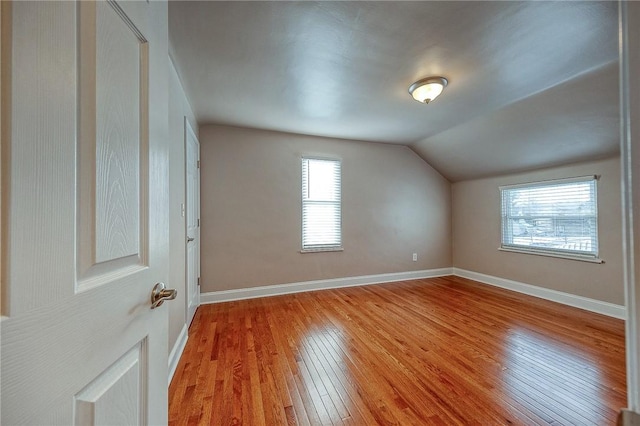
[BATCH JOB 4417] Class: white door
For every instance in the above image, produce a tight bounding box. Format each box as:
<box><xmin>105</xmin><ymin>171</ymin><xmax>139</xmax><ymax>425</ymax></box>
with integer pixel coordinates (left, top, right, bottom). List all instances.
<box><xmin>1</xmin><ymin>1</ymin><xmax>171</xmax><ymax>425</ymax></box>
<box><xmin>185</xmin><ymin>118</ymin><xmax>200</xmax><ymax>326</ymax></box>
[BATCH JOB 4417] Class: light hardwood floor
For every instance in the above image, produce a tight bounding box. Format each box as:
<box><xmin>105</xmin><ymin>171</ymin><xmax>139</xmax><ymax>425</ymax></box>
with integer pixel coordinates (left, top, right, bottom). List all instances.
<box><xmin>169</xmin><ymin>276</ymin><xmax>626</xmax><ymax>425</ymax></box>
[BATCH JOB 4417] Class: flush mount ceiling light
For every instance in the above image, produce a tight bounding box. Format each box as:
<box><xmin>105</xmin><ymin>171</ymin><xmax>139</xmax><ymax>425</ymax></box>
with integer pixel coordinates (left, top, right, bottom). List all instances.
<box><xmin>408</xmin><ymin>76</ymin><xmax>448</xmax><ymax>104</ymax></box>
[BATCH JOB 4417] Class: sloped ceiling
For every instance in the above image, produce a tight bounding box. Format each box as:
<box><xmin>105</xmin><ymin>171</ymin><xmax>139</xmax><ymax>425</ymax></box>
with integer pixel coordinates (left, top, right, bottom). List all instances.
<box><xmin>168</xmin><ymin>1</ymin><xmax>619</xmax><ymax>182</ymax></box>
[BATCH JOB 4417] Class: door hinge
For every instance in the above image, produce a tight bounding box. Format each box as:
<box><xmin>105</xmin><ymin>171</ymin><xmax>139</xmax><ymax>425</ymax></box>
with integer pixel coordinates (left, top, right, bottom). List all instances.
<box><xmin>197</xmin><ymin>218</ymin><xmax>200</xmax><ymax>227</ymax></box>
<box><xmin>197</xmin><ymin>160</ymin><xmax>200</xmax><ymax>168</ymax></box>
<box><xmin>197</xmin><ymin>277</ymin><xmax>200</xmax><ymax>286</ymax></box>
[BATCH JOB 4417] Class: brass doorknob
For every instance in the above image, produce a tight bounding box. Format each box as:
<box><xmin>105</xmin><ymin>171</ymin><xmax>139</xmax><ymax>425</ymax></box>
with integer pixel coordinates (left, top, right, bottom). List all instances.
<box><xmin>150</xmin><ymin>282</ymin><xmax>177</xmax><ymax>309</ymax></box>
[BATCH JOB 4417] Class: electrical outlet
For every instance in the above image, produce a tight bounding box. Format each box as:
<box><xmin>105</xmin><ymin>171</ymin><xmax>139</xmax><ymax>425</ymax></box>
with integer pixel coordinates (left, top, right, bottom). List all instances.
<box><xmin>412</xmin><ymin>253</ymin><xmax>417</xmax><ymax>262</ymax></box>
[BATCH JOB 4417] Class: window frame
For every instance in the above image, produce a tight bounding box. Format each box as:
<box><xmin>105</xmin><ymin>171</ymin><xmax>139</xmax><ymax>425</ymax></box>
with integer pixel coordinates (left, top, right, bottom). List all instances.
<box><xmin>499</xmin><ymin>175</ymin><xmax>602</xmax><ymax>263</ymax></box>
<box><xmin>300</xmin><ymin>157</ymin><xmax>343</xmax><ymax>253</ymax></box>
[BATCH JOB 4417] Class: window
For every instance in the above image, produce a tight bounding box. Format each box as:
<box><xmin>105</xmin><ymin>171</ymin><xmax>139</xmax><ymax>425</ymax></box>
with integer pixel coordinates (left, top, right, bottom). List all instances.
<box><xmin>500</xmin><ymin>176</ymin><xmax>599</xmax><ymax>261</ymax></box>
<box><xmin>302</xmin><ymin>158</ymin><xmax>342</xmax><ymax>251</ymax></box>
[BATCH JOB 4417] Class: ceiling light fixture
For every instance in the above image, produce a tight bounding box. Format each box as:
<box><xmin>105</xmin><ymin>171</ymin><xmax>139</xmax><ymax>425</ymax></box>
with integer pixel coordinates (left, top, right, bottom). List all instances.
<box><xmin>408</xmin><ymin>76</ymin><xmax>448</xmax><ymax>104</ymax></box>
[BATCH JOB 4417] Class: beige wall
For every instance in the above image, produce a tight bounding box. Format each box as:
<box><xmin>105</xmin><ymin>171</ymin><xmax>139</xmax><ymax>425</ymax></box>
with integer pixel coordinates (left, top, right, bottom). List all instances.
<box><xmin>452</xmin><ymin>156</ymin><xmax>624</xmax><ymax>305</ymax></box>
<box><xmin>199</xmin><ymin>124</ymin><xmax>452</xmax><ymax>293</ymax></box>
<box><xmin>168</xmin><ymin>58</ymin><xmax>197</xmax><ymax>352</ymax></box>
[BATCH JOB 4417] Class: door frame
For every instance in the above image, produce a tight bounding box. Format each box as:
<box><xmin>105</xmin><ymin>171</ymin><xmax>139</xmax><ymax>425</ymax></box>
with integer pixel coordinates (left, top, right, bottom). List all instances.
<box><xmin>620</xmin><ymin>0</ymin><xmax>640</xmax><ymax>417</ymax></box>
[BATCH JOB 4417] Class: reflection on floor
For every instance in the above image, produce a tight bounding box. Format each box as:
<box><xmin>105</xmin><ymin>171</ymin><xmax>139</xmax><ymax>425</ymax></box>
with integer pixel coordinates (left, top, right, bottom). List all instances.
<box><xmin>169</xmin><ymin>275</ymin><xmax>626</xmax><ymax>425</ymax></box>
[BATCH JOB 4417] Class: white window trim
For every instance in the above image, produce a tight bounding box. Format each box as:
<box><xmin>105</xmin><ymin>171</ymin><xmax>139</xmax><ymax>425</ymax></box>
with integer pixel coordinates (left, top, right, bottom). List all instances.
<box><xmin>301</xmin><ymin>157</ymin><xmax>343</xmax><ymax>253</ymax></box>
<box><xmin>300</xmin><ymin>247</ymin><xmax>344</xmax><ymax>254</ymax></box>
<box><xmin>498</xmin><ymin>246</ymin><xmax>604</xmax><ymax>263</ymax></box>
<box><xmin>499</xmin><ymin>175</ymin><xmax>602</xmax><ymax>263</ymax></box>
<box><xmin>499</xmin><ymin>175</ymin><xmax>598</xmax><ymax>191</ymax></box>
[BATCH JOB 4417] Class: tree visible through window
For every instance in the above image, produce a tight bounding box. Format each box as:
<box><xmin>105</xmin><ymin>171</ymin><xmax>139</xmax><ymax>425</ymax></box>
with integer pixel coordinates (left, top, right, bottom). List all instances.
<box><xmin>500</xmin><ymin>176</ymin><xmax>599</xmax><ymax>259</ymax></box>
<box><xmin>302</xmin><ymin>158</ymin><xmax>342</xmax><ymax>251</ymax></box>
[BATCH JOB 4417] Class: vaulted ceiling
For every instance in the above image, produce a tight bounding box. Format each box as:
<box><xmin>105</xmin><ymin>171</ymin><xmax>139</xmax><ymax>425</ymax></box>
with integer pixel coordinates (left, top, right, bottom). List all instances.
<box><xmin>168</xmin><ymin>1</ymin><xmax>619</xmax><ymax>182</ymax></box>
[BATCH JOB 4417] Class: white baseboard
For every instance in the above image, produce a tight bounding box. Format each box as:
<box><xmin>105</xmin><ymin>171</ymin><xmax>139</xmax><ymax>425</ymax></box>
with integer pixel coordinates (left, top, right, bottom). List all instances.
<box><xmin>168</xmin><ymin>324</ymin><xmax>188</xmax><ymax>385</ymax></box>
<box><xmin>453</xmin><ymin>268</ymin><xmax>626</xmax><ymax>320</ymax></box>
<box><xmin>198</xmin><ymin>266</ymin><xmax>625</xmax><ymax>320</ymax></box>
<box><xmin>200</xmin><ymin>268</ymin><xmax>453</xmax><ymax>304</ymax></box>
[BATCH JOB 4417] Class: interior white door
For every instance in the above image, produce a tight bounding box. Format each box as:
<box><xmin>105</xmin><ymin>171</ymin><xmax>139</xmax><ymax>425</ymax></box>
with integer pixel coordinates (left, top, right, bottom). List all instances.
<box><xmin>1</xmin><ymin>1</ymin><xmax>170</xmax><ymax>425</ymax></box>
<box><xmin>185</xmin><ymin>118</ymin><xmax>200</xmax><ymax>326</ymax></box>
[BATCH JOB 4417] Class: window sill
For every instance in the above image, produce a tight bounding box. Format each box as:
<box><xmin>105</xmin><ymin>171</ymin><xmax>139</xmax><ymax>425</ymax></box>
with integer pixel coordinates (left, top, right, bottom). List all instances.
<box><xmin>300</xmin><ymin>247</ymin><xmax>344</xmax><ymax>254</ymax></box>
<box><xmin>498</xmin><ymin>246</ymin><xmax>603</xmax><ymax>264</ymax></box>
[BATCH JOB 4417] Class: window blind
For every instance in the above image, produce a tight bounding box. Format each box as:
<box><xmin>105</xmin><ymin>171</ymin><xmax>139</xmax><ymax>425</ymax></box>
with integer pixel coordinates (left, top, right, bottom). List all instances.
<box><xmin>500</xmin><ymin>176</ymin><xmax>598</xmax><ymax>258</ymax></box>
<box><xmin>302</xmin><ymin>158</ymin><xmax>342</xmax><ymax>250</ymax></box>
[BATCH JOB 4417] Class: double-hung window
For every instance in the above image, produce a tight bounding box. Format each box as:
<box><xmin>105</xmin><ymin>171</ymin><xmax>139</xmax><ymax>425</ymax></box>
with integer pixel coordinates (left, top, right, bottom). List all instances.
<box><xmin>301</xmin><ymin>158</ymin><xmax>342</xmax><ymax>252</ymax></box>
<box><xmin>500</xmin><ymin>176</ymin><xmax>600</xmax><ymax>261</ymax></box>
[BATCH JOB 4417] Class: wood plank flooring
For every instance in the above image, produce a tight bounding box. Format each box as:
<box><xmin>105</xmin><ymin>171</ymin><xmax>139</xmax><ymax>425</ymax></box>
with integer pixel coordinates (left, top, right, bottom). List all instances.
<box><xmin>168</xmin><ymin>276</ymin><xmax>626</xmax><ymax>425</ymax></box>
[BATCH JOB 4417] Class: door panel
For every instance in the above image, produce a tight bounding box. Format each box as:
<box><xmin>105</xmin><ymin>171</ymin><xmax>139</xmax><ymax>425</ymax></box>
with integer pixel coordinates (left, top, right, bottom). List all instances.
<box><xmin>77</xmin><ymin>0</ymin><xmax>149</xmax><ymax>291</ymax></box>
<box><xmin>74</xmin><ymin>340</ymin><xmax>147</xmax><ymax>426</ymax></box>
<box><xmin>1</xmin><ymin>1</ymin><xmax>169</xmax><ymax>424</ymax></box>
<box><xmin>4</xmin><ymin>0</ymin><xmax>77</xmax><ymax>315</ymax></box>
<box><xmin>94</xmin><ymin>0</ymin><xmax>143</xmax><ymax>263</ymax></box>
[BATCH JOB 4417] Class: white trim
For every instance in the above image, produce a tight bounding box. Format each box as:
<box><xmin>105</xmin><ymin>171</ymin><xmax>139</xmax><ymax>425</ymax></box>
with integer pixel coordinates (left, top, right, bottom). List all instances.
<box><xmin>199</xmin><ymin>266</ymin><xmax>625</xmax><ymax>319</ymax></box>
<box><xmin>620</xmin><ymin>0</ymin><xmax>640</xmax><ymax>412</ymax></box>
<box><xmin>453</xmin><ymin>268</ymin><xmax>626</xmax><ymax>320</ymax></box>
<box><xmin>200</xmin><ymin>268</ymin><xmax>453</xmax><ymax>304</ymax></box>
<box><xmin>168</xmin><ymin>324</ymin><xmax>188</xmax><ymax>386</ymax></box>
<box><xmin>498</xmin><ymin>247</ymin><xmax>603</xmax><ymax>264</ymax></box>
<box><xmin>300</xmin><ymin>247</ymin><xmax>344</xmax><ymax>254</ymax></box>
<box><xmin>498</xmin><ymin>174</ymin><xmax>597</xmax><ymax>191</ymax></box>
